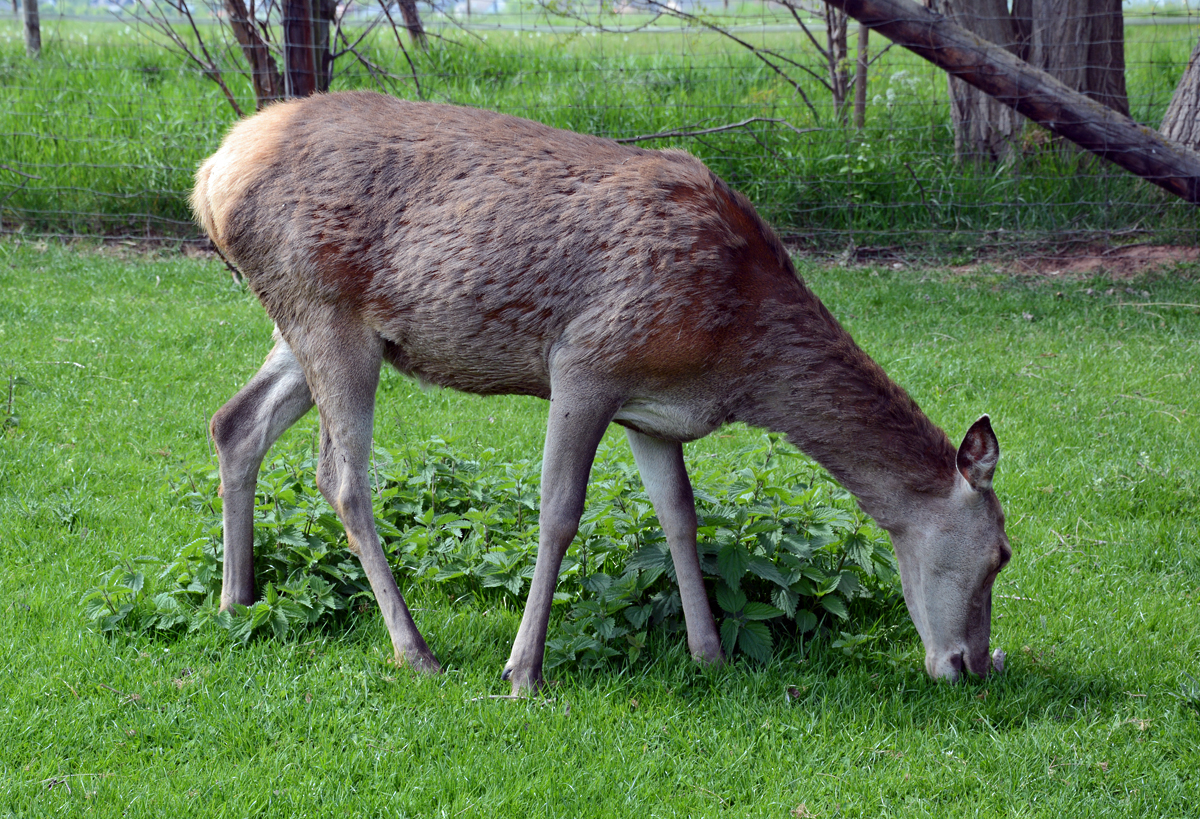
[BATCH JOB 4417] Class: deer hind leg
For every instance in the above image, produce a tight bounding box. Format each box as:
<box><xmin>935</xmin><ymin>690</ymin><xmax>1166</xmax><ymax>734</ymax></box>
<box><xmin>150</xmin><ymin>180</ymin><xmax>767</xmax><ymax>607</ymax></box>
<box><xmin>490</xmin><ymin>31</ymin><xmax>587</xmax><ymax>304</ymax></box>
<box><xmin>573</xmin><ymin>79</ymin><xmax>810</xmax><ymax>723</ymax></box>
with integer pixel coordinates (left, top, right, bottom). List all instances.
<box><xmin>625</xmin><ymin>429</ymin><xmax>724</xmax><ymax>665</ymax></box>
<box><xmin>502</xmin><ymin>379</ymin><xmax>623</xmax><ymax>694</ymax></box>
<box><xmin>211</xmin><ymin>335</ymin><xmax>314</xmax><ymax>610</ymax></box>
<box><xmin>300</xmin><ymin>323</ymin><xmax>441</xmax><ymax>674</ymax></box>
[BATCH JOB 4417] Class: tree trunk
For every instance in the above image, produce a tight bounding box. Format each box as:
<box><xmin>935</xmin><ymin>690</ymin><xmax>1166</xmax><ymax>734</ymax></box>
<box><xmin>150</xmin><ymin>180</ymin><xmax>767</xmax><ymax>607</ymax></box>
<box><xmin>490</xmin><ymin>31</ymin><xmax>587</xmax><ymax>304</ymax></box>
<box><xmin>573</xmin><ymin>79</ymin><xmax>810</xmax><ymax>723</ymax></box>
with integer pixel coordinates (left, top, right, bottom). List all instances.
<box><xmin>1028</xmin><ymin>0</ymin><xmax>1128</xmax><ymax>116</ymax></box>
<box><xmin>279</xmin><ymin>0</ymin><xmax>319</xmax><ymax>96</ymax></box>
<box><xmin>853</xmin><ymin>23</ymin><xmax>869</xmax><ymax>129</ymax></box>
<box><xmin>1161</xmin><ymin>38</ymin><xmax>1200</xmax><ymax>151</ymax></box>
<box><xmin>396</xmin><ymin>0</ymin><xmax>428</xmax><ymax>49</ymax></box>
<box><xmin>931</xmin><ymin>0</ymin><xmax>1023</xmax><ymax>163</ymax></box>
<box><xmin>224</xmin><ymin>0</ymin><xmax>285</xmax><ymax>109</ymax></box>
<box><xmin>24</xmin><ymin>0</ymin><xmax>40</xmax><ymax>58</ymax></box>
<box><xmin>825</xmin><ymin>4</ymin><xmax>850</xmax><ymax>120</ymax></box>
<box><xmin>822</xmin><ymin>0</ymin><xmax>1200</xmax><ymax>204</ymax></box>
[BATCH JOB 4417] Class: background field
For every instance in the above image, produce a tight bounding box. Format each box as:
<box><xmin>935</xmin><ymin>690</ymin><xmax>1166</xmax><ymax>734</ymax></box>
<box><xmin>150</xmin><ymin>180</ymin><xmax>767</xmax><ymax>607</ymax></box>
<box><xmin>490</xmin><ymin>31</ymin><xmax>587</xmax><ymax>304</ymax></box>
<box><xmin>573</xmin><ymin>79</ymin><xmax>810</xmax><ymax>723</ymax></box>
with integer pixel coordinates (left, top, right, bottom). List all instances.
<box><xmin>2</xmin><ymin>10</ymin><xmax>1199</xmax><ymax>251</ymax></box>
<box><xmin>2</xmin><ymin>240</ymin><xmax>1198</xmax><ymax>816</ymax></box>
<box><xmin>4</xmin><ymin>3</ymin><xmax>1200</xmax><ymax>813</ymax></box>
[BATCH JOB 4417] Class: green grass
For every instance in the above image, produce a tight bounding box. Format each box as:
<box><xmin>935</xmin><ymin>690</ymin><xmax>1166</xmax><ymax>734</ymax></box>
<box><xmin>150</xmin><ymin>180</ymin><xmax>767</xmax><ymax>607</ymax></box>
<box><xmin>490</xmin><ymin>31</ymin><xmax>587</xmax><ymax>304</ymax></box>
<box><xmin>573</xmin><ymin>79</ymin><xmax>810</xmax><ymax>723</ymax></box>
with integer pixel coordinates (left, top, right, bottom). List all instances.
<box><xmin>2</xmin><ymin>240</ymin><xmax>1199</xmax><ymax>816</ymax></box>
<box><xmin>1</xmin><ymin>17</ymin><xmax>1198</xmax><ymax>249</ymax></box>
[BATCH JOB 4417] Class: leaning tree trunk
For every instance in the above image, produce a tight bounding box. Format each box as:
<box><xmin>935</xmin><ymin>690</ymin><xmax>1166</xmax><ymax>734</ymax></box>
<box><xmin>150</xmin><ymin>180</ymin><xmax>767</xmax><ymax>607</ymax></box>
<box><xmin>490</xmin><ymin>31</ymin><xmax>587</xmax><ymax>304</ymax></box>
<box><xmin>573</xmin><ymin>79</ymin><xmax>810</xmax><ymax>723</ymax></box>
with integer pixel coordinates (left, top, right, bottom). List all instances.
<box><xmin>1161</xmin><ymin>38</ymin><xmax>1200</xmax><ymax>151</ymax></box>
<box><xmin>1027</xmin><ymin>0</ymin><xmax>1128</xmax><ymax>116</ymax></box>
<box><xmin>822</xmin><ymin>0</ymin><xmax>1200</xmax><ymax>204</ymax></box>
<box><xmin>931</xmin><ymin>0</ymin><xmax>1024</xmax><ymax>163</ymax></box>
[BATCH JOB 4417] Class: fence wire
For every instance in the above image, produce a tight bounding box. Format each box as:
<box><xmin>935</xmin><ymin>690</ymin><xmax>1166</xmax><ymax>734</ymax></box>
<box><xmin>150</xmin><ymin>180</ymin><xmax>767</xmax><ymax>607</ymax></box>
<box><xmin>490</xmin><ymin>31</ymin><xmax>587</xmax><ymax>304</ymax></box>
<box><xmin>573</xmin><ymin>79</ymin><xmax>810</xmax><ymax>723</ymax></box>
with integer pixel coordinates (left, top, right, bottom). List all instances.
<box><xmin>1</xmin><ymin>2</ymin><xmax>1198</xmax><ymax>256</ymax></box>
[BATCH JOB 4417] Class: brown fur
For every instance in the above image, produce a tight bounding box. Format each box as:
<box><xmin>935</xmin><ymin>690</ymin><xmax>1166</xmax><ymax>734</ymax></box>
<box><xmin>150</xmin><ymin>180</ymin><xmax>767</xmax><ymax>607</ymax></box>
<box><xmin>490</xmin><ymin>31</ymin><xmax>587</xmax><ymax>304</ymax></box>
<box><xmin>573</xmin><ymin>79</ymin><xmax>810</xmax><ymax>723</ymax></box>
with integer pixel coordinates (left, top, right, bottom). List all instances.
<box><xmin>194</xmin><ymin>92</ymin><xmax>1008</xmax><ymax>688</ymax></box>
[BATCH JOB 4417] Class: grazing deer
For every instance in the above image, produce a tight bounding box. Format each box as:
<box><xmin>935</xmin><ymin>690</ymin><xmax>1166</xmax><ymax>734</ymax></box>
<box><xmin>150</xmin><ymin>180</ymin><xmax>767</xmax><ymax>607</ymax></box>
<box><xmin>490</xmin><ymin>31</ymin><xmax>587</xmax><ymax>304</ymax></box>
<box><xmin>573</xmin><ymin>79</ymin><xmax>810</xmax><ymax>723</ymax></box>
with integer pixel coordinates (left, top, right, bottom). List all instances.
<box><xmin>192</xmin><ymin>91</ymin><xmax>1010</xmax><ymax>692</ymax></box>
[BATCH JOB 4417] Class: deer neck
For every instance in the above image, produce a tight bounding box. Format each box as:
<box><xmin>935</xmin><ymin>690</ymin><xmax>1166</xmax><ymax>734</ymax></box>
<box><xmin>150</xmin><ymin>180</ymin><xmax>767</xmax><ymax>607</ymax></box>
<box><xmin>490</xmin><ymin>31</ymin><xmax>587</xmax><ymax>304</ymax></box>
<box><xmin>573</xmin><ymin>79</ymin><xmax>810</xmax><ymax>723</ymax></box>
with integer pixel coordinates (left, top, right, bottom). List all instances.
<box><xmin>732</xmin><ymin>297</ymin><xmax>958</xmax><ymax>530</ymax></box>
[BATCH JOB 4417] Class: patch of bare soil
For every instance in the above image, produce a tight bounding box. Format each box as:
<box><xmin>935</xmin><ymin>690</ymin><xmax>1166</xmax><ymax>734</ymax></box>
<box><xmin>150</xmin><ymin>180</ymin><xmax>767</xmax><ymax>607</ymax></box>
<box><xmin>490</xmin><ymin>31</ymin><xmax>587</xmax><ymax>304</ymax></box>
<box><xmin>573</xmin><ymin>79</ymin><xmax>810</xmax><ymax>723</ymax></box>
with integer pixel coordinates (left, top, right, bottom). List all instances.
<box><xmin>955</xmin><ymin>245</ymin><xmax>1200</xmax><ymax>280</ymax></box>
<box><xmin>790</xmin><ymin>243</ymin><xmax>1200</xmax><ymax>280</ymax></box>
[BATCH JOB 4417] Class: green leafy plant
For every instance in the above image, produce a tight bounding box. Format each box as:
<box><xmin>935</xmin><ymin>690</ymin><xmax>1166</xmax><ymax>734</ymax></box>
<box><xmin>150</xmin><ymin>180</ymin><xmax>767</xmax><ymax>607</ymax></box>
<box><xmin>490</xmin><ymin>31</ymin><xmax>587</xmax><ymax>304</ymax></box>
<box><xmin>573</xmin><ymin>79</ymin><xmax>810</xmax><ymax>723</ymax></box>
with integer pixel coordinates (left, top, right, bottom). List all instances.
<box><xmin>85</xmin><ymin>434</ymin><xmax>901</xmax><ymax>670</ymax></box>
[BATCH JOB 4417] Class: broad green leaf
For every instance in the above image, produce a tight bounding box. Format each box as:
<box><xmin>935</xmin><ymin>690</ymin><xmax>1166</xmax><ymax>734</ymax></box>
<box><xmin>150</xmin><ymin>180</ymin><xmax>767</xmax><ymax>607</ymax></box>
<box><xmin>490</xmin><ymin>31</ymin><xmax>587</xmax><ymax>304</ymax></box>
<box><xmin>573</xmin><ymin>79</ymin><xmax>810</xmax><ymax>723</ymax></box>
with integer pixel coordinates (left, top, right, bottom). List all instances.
<box><xmin>742</xmin><ymin>601</ymin><xmax>785</xmax><ymax>621</ymax></box>
<box><xmin>746</xmin><ymin>555</ymin><xmax>789</xmax><ymax>587</ymax></box>
<box><xmin>772</xmin><ymin>586</ymin><xmax>799</xmax><ymax>618</ymax></box>
<box><xmin>820</xmin><ymin>596</ymin><xmax>849</xmax><ymax>620</ymax></box>
<box><xmin>795</xmin><ymin>609</ymin><xmax>818</xmax><ymax>633</ymax></box>
<box><xmin>581</xmin><ymin>573</ymin><xmax>613</xmax><ymax>594</ymax></box>
<box><xmin>716</xmin><ymin>541</ymin><xmax>749</xmax><ymax>588</ymax></box>
<box><xmin>837</xmin><ymin>570</ymin><xmax>862</xmax><ymax>597</ymax></box>
<box><xmin>624</xmin><ymin>604</ymin><xmax>652</xmax><ymax>630</ymax></box>
<box><xmin>779</xmin><ymin>534</ymin><xmax>812</xmax><ymax>560</ymax></box>
<box><xmin>737</xmin><ymin>621</ymin><xmax>772</xmax><ymax>663</ymax></box>
<box><xmin>715</xmin><ymin>583</ymin><xmax>748</xmax><ymax>614</ymax></box>
<box><xmin>719</xmin><ymin>617</ymin><xmax>741</xmax><ymax>657</ymax></box>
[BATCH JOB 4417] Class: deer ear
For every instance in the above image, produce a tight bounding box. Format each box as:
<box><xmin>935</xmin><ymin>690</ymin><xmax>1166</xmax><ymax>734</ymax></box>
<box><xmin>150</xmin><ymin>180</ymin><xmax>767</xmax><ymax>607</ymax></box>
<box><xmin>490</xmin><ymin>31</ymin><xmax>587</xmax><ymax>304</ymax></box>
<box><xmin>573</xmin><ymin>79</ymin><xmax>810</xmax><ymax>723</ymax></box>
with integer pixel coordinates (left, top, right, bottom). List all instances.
<box><xmin>956</xmin><ymin>415</ymin><xmax>999</xmax><ymax>491</ymax></box>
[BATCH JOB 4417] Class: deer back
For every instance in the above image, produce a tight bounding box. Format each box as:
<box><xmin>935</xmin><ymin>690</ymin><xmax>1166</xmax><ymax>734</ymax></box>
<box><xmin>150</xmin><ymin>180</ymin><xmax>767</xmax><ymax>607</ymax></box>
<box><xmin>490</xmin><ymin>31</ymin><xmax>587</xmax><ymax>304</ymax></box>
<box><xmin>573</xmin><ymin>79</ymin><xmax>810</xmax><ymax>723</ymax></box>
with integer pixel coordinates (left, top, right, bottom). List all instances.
<box><xmin>192</xmin><ymin>92</ymin><xmax>808</xmax><ymax>411</ymax></box>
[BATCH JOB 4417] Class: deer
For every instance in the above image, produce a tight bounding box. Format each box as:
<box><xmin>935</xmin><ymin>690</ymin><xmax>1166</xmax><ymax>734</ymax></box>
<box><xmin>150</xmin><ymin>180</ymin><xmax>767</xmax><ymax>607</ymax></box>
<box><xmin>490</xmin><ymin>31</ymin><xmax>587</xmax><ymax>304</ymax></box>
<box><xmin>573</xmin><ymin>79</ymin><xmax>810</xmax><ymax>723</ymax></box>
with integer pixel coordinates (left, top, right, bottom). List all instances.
<box><xmin>191</xmin><ymin>91</ymin><xmax>1010</xmax><ymax>694</ymax></box>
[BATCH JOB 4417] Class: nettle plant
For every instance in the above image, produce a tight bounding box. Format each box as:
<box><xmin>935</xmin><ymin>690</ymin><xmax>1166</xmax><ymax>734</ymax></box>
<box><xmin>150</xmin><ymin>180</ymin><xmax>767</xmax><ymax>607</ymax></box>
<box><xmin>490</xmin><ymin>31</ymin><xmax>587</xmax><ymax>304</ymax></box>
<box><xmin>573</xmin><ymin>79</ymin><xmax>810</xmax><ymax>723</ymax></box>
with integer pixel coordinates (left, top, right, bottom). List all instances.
<box><xmin>85</xmin><ymin>435</ymin><xmax>902</xmax><ymax>669</ymax></box>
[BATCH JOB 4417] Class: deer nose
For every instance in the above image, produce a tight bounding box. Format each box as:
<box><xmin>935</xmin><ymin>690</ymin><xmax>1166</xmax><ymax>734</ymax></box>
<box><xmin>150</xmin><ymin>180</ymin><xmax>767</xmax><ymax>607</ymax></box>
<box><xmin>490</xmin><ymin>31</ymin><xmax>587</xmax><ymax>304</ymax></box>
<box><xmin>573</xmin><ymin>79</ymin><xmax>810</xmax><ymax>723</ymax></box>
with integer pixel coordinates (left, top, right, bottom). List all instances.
<box><xmin>948</xmin><ymin>652</ymin><xmax>965</xmax><ymax>678</ymax></box>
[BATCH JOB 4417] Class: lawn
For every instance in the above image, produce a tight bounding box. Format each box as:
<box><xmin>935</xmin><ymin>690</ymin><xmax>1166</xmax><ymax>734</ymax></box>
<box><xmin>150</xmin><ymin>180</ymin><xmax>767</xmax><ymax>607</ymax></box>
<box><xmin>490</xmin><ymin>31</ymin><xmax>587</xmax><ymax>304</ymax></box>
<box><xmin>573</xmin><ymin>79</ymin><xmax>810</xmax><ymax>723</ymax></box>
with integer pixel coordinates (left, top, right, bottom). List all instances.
<box><xmin>1</xmin><ymin>239</ymin><xmax>1198</xmax><ymax>816</ymax></box>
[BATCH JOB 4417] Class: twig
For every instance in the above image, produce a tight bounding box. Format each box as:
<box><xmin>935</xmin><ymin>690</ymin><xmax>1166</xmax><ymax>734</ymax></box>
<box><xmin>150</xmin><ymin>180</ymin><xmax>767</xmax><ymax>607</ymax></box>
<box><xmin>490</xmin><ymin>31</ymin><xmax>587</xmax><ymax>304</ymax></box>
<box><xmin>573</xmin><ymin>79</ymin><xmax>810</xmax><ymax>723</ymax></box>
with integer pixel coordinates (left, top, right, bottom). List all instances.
<box><xmin>637</xmin><ymin>0</ymin><xmax>823</xmax><ymax>123</ymax></box>
<box><xmin>211</xmin><ymin>242</ymin><xmax>243</xmax><ymax>283</ymax></box>
<box><xmin>465</xmin><ymin>693</ymin><xmax>558</xmax><ymax>704</ymax></box>
<box><xmin>1109</xmin><ymin>302</ymin><xmax>1200</xmax><ymax>310</ymax></box>
<box><xmin>133</xmin><ymin>0</ymin><xmax>243</xmax><ymax>117</ymax></box>
<box><xmin>0</xmin><ymin>164</ymin><xmax>42</xmax><ymax>180</ymax></box>
<box><xmin>903</xmin><ymin>161</ymin><xmax>935</xmax><ymax>221</ymax></box>
<box><xmin>617</xmin><ymin>117</ymin><xmax>819</xmax><ymax>144</ymax></box>
<box><xmin>33</xmin><ymin>360</ymin><xmax>85</xmax><ymax>368</ymax></box>
<box><xmin>97</xmin><ymin>682</ymin><xmax>140</xmax><ymax>702</ymax></box>
<box><xmin>1117</xmin><ymin>393</ymin><xmax>1169</xmax><ymax>405</ymax></box>
<box><xmin>377</xmin><ymin>0</ymin><xmax>425</xmax><ymax>100</ymax></box>
<box><xmin>694</xmin><ymin>785</ymin><xmax>728</xmax><ymax>807</ymax></box>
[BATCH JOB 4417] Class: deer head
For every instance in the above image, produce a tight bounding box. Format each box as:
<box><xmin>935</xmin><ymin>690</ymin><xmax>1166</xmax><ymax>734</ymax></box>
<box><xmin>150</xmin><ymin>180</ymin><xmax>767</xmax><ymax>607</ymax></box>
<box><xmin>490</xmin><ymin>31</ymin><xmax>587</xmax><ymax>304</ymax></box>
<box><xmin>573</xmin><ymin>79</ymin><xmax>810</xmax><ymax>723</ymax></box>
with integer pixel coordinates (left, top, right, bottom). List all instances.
<box><xmin>889</xmin><ymin>416</ymin><xmax>1010</xmax><ymax>680</ymax></box>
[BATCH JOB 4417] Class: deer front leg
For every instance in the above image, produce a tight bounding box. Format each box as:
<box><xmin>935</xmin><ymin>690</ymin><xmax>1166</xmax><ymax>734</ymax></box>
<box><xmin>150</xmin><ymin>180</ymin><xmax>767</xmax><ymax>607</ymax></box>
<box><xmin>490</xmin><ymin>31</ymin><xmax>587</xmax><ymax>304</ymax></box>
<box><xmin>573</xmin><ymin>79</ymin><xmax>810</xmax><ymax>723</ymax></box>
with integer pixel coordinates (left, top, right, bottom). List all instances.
<box><xmin>302</xmin><ymin>326</ymin><xmax>441</xmax><ymax>674</ymax></box>
<box><xmin>502</xmin><ymin>382</ymin><xmax>622</xmax><ymax>694</ymax></box>
<box><xmin>625</xmin><ymin>428</ymin><xmax>723</xmax><ymax>665</ymax></box>
<box><xmin>210</xmin><ymin>337</ymin><xmax>314</xmax><ymax>610</ymax></box>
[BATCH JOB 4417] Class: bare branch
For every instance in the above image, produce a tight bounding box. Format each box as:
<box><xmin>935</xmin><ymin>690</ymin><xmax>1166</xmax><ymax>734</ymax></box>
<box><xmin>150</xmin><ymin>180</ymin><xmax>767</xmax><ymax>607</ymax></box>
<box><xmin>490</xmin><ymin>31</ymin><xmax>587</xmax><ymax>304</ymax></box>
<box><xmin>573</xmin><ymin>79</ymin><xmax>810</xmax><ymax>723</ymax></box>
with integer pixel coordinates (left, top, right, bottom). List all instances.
<box><xmin>340</xmin><ymin>35</ymin><xmax>398</xmax><ymax>95</ymax></box>
<box><xmin>377</xmin><ymin>0</ymin><xmax>424</xmax><ymax>99</ymax></box>
<box><xmin>785</xmin><ymin>2</ymin><xmax>830</xmax><ymax>59</ymax></box>
<box><xmin>0</xmin><ymin>164</ymin><xmax>43</xmax><ymax>180</ymax></box>
<box><xmin>636</xmin><ymin>0</ymin><xmax>825</xmax><ymax>121</ymax></box>
<box><xmin>134</xmin><ymin>0</ymin><xmax>244</xmax><ymax>116</ymax></box>
<box><xmin>331</xmin><ymin>2</ymin><xmax>385</xmax><ymax>59</ymax></box>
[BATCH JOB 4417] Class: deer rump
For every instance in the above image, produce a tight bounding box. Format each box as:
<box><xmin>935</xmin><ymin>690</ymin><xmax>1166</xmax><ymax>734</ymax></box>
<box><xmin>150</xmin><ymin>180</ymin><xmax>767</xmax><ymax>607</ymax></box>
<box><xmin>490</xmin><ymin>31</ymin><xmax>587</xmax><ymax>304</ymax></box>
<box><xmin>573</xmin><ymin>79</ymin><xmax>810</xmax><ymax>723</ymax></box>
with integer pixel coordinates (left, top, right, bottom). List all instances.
<box><xmin>193</xmin><ymin>91</ymin><xmax>1010</xmax><ymax>692</ymax></box>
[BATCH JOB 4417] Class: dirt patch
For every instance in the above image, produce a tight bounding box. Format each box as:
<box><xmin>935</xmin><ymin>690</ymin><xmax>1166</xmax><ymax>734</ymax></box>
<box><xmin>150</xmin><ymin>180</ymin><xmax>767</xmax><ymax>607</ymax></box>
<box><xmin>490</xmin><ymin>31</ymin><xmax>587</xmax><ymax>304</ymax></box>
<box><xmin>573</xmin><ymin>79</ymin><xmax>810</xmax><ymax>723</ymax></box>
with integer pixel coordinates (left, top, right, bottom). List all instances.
<box><xmin>791</xmin><ymin>243</ymin><xmax>1200</xmax><ymax>281</ymax></box>
<box><xmin>993</xmin><ymin>245</ymin><xmax>1200</xmax><ymax>280</ymax></box>
<box><xmin>930</xmin><ymin>244</ymin><xmax>1200</xmax><ymax>281</ymax></box>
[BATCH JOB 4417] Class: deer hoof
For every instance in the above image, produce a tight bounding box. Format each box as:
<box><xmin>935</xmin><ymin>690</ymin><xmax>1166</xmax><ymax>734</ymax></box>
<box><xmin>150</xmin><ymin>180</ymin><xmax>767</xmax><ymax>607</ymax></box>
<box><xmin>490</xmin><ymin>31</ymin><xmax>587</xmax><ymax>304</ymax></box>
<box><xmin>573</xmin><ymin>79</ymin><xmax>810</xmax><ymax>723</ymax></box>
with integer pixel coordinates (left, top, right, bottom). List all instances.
<box><xmin>399</xmin><ymin>651</ymin><xmax>442</xmax><ymax>675</ymax></box>
<box><xmin>501</xmin><ymin>665</ymin><xmax>544</xmax><ymax>695</ymax></box>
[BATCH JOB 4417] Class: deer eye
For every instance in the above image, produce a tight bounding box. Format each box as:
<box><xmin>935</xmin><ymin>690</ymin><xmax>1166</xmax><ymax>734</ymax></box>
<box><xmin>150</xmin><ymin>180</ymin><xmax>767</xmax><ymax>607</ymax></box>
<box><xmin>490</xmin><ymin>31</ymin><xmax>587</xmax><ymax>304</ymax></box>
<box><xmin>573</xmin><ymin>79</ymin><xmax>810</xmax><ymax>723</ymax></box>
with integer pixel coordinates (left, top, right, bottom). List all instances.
<box><xmin>996</xmin><ymin>541</ymin><xmax>1012</xmax><ymax>571</ymax></box>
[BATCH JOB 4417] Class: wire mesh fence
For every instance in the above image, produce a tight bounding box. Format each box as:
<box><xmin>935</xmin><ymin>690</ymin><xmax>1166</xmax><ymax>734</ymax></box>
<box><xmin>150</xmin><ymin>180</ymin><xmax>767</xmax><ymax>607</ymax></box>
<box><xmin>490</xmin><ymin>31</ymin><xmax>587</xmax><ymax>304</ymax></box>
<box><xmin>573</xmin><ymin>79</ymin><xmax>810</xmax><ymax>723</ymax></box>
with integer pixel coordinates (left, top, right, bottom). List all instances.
<box><xmin>1</xmin><ymin>1</ymin><xmax>1198</xmax><ymax>255</ymax></box>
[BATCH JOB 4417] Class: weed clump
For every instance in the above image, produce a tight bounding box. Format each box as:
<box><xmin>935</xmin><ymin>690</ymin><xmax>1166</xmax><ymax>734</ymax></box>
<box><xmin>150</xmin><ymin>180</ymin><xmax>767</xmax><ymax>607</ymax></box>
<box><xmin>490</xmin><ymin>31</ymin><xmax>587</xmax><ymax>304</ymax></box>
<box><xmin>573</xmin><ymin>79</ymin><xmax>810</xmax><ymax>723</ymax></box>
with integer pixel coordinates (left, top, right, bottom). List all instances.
<box><xmin>85</xmin><ymin>434</ymin><xmax>902</xmax><ymax>670</ymax></box>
